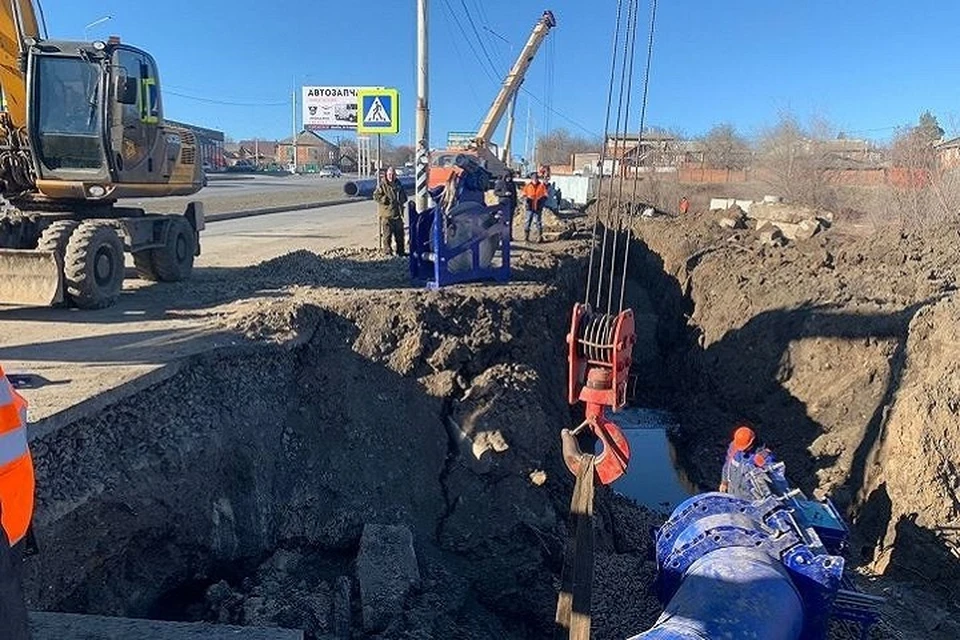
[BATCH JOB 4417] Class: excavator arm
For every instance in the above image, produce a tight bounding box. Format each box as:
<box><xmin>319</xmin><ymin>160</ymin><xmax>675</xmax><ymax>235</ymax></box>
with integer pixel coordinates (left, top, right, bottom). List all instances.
<box><xmin>0</xmin><ymin>0</ymin><xmax>40</xmax><ymax>126</ymax></box>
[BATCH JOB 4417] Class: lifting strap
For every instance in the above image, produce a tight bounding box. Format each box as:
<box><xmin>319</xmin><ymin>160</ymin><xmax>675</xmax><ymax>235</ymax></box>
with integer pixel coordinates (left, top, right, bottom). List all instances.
<box><xmin>554</xmin><ymin>452</ymin><xmax>595</xmax><ymax>640</ymax></box>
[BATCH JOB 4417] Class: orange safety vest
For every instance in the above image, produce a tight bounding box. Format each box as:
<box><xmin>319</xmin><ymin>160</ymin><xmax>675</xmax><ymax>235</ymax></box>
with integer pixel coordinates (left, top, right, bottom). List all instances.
<box><xmin>0</xmin><ymin>366</ymin><xmax>34</xmax><ymax>545</ymax></box>
<box><xmin>522</xmin><ymin>181</ymin><xmax>548</xmax><ymax>207</ymax></box>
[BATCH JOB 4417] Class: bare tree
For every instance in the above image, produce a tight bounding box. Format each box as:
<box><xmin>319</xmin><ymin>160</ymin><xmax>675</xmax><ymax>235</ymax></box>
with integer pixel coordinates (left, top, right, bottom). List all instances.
<box><xmin>755</xmin><ymin>113</ymin><xmax>836</xmax><ymax>209</ymax></box>
<box><xmin>888</xmin><ymin>112</ymin><xmax>958</xmax><ymax>228</ymax></box>
<box><xmin>535</xmin><ymin>129</ymin><xmax>601</xmax><ymax>167</ymax></box>
<box><xmin>699</xmin><ymin>123</ymin><xmax>751</xmax><ymax>170</ymax></box>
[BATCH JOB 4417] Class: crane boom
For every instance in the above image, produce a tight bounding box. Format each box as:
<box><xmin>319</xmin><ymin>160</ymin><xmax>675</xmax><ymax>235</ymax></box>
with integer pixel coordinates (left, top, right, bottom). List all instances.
<box><xmin>0</xmin><ymin>0</ymin><xmax>40</xmax><ymax>126</ymax></box>
<box><xmin>474</xmin><ymin>10</ymin><xmax>555</xmax><ymax>147</ymax></box>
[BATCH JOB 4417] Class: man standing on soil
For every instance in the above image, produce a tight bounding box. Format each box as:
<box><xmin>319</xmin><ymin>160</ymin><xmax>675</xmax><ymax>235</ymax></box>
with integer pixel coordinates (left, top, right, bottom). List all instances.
<box><xmin>494</xmin><ymin>170</ymin><xmax>518</xmax><ymax>237</ymax></box>
<box><xmin>521</xmin><ymin>173</ymin><xmax>548</xmax><ymax>243</ymax></box>
<box><xmin>373</xmin><ymin>166</ymin><xmax>408</xmax><ymax>257</ymax></box>
<box><xmin>719</xmin><ymin>424</ymin><xmax>775</xmax><ymax>499</ymax></box>
<box><xmin>0</xmin><ymin>366</ymin><xmax>35</xmax><ymax>640</ymax></box>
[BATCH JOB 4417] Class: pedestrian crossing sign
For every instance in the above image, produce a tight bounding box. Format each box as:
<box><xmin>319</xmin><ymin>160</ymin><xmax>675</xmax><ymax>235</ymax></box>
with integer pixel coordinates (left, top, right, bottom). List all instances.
<box><xmin>357</xmin><ymin>88</ymin><xmax>399</xmax><ymax>134</ymax></box>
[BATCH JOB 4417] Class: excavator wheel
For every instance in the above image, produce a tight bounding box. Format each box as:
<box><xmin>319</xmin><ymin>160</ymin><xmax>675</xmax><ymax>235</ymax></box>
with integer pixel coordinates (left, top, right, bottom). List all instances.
<box><xmin>149</xmin><ymin>216</ymin><xmax>195</xmax><ymax>282</ymax></box>
<box><xmin>36</xmin><ymin>221</ymin><xmax>81</xmax><ymax>307</ymax></box>
<box><xmin>36</xmin><ymin>220</ymin><xmax>81</xmax><ymax>256</ymax></box>
<box><xmin>63</xmin><ymin>222</ymin><xmax>125</xmax><ymax>310</ymax></box>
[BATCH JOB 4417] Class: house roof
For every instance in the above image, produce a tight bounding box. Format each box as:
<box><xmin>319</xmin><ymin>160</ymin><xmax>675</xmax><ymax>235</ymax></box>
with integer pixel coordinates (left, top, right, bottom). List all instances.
<box><xmin>936</xmin><ymin>136</ymin><xmax>960</xmax><ymax>150</ymax></box>
<box><xmin>280</xmin><ymin>129</ymin><xmax>337</xmax><ymax>147</ymax></box>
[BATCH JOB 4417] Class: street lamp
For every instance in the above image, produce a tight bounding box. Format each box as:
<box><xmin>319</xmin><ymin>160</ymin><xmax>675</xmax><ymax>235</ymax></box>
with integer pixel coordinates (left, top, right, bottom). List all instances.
<box><xmin>84</xmin><ymin>15</ymin><xmax>112</xmax><ymax>41</ymax></box>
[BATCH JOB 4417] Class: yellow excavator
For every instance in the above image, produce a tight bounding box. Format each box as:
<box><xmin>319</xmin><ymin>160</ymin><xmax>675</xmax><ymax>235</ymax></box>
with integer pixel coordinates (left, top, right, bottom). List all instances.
<box><xmin>0</xmin><ymin>0</ymin><xmax>204</xmax><ymax>309</ymax></box>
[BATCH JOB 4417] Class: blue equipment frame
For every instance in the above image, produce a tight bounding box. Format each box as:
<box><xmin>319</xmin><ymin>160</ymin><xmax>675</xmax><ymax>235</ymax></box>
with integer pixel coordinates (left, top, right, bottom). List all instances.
<box><xmin>407</xmin><ymin>185</ymin><xmax>512</xmax><ymax>289</ymax></box>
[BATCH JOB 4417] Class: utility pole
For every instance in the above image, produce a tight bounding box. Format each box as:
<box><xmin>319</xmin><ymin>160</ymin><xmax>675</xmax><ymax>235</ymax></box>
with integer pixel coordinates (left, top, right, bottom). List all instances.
<box><xmin>291</xmin><ymin>88</ymin><xmax>298</xmax><ymax>174</ymax></box>
<box><xmin>415</xmin><ymin>0</ymin><xmax>430</xmax><ymax>212</ymax></box>
<box><xmin>502</xmin><ymin>92</ymin><xmax>518</xmax><ymax>166</ymax></box>
<box><xmin>523</xmin><ymin>102</ymin><xmax>532</xmax><ymax>174</ymax></box>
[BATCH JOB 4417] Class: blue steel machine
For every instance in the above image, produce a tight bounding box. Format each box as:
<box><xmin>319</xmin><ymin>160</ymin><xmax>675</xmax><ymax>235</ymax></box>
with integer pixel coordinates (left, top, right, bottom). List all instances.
<box><xmin>632</xmin><ymin>458</ymin><xmax>884</xmax><ymax>640</ymax></box>
<box><xmin>407</xmin><ymin>156</ymin><xmax>511</xmax><ymax>289</ymax></box>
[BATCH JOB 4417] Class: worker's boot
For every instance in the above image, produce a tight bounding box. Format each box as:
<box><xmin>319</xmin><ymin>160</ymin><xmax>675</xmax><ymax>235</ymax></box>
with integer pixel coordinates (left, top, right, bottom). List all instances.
<box><xmin>537</xmin><ymin>232</ymin><xmax>544</xmax><ymax>244</ymax></box>
<box><xmin>524</xmin><ymin>230</ymin><xmax>530</xmax><ymax>243</ymax></box>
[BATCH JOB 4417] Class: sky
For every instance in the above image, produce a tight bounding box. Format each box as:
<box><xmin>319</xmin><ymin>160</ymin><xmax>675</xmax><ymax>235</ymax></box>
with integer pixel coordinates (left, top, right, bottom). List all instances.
<box><xmin>42</xmin><ymin>0</ymin><xmax>960</xmax><ymax>150</ymax></box>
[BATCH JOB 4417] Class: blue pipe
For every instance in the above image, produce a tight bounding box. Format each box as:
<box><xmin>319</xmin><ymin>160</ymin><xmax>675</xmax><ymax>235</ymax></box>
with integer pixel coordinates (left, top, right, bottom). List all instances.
<box><xmin>631</xmin><ymin>491</ymin><xmax>849</xmax><ymax>640</ymax></box>
<box><xmin>631</xmin><ymin>547</ymin><xmax>804</xmax><ymax>640</ymax></box>
<box><xmin>343</xmin><ymin>176</ymin><xmax>416</xmax><ymax>198</ymax></box>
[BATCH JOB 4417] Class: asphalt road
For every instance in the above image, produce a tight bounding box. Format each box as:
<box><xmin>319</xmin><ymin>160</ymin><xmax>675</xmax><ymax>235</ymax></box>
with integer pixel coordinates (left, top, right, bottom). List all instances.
<box><xmin>118</xmin><ymin>173</ymin><xmax>354</xmax><ymax>215</ymax></box>
<box><xmin>0</xmin><ymin>200</ymin><xmax>381</xmax><ymax>427</ymax></box>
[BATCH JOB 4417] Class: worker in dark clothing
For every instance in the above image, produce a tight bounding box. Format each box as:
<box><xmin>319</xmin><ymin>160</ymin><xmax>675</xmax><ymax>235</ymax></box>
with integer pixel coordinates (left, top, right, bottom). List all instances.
<box><xmin>373</xmin><ymin>166</ymin><xmax>408</xmax><ymax>257</ymax></box>
<box><xmin>719</xmin><ymin>424</ymin><xmax>775</xmax><ymax>499</ymax></box>
<box><xmin>494</xmin><ymin>170</ymin><xmax>518</xmax><ymax>215</ymax></box>
<box><xmin>494</xmin><ymin>170</ymin><xmax>518</xmax><ymax>239</ymax></box>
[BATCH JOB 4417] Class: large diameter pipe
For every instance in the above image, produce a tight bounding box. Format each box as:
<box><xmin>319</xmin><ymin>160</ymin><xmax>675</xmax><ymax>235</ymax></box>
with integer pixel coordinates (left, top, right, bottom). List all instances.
<box><xmin>628</xmin><ymin>547</ymin><xmax>804</xmax><ymax>640</ymax></box>
<box><xmin>344</xmin><ymin>176</ymin><xmax>416</xmax><ymax>198</ymax></box>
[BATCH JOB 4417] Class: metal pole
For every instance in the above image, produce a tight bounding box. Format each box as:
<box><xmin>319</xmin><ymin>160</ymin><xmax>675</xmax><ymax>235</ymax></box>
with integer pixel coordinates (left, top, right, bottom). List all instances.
<box><xmin>415</xmin><ymin>0</ymin><xmax>430</xmax><ymax>212</ymax></box>
<box><xmin>376</xmin><ymin>134</ymin><xmax>382</xmax><ymax>182</ymax></box>
<box><xmin>502</xmin><ymin>91</ymin><xmax>518</xmax><ymax>165</ymax></box>
<box><xmin>291</xmin><ymin>87</ymin><xmax>298</xmax><ymax>174</ymax></box>
<box><xmin>254</xmin><ymin>137</ymin><xmax>259</xmax><ymax>169</ymax></box>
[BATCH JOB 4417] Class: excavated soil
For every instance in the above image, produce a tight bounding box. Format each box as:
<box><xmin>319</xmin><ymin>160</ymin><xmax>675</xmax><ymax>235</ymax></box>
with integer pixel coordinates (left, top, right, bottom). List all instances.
<box><xmin>22</xmin><ymin>205</ymin><xmax>959</xmax><ymax>638</ymax></box>
<box><xmin>630</xmin><ymin>208</ymin><xmax>960</xmax><ymax>638</ymax></box>
<box><xmin>22</xmin><ymin>245</ymin><xmax>666</xmax><ymax>639</ymax></box>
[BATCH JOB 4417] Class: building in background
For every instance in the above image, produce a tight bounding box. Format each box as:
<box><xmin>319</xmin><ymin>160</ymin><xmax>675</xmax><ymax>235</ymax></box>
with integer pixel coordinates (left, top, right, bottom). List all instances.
<box><xmin>277</xmin><ymin>130</ymin><xmax>341</xmax><ymax>173</ymax></box>
<box><xmin>167</xmin><ymin>120</ymin><xmax>225</xmax><ymax>170</ymax></box>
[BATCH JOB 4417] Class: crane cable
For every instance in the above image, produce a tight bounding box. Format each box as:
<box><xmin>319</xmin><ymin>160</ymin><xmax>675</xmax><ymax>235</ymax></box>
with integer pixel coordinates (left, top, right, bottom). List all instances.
<box><xmin>555</xmin><ymin>4</ymin><xmax>656</xmax><ymax>640</ymax></box>
<box><xmin>584</xmin><ymin>0</ymin><xmax>657</xmax><ymax>313</ymax></box>
<box><xmin>620</xmin><ymin>0</ymin><xmax>658</xmax><ymax>312</ymax></box>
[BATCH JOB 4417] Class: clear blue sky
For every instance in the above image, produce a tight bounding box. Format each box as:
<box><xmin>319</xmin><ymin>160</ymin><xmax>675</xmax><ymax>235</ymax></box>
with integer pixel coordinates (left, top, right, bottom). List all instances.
<box><xmin>44</xmin><ymin>0</ymin><xmax>960</xmax><ymax>148</ymax></box>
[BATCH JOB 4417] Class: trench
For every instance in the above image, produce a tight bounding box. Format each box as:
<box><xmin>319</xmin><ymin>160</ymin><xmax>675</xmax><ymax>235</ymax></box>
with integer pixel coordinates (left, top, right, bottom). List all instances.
<box><xmin>21</xmin><ymin>241</ymin><xmax>707</xmax><ymax>639</ymax></box>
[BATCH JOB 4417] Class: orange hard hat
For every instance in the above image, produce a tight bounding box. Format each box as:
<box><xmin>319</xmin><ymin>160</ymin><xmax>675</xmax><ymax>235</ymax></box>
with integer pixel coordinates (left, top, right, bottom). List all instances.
<box><xmin>732</xmin><ymin>426</ymin><xmax>755</xmax><ymax>451</ymax></box>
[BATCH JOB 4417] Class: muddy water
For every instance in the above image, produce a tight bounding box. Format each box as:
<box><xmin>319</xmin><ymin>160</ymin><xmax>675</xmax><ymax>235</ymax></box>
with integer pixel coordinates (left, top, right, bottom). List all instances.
<box><xmin>607</xmin><ymin>407</ymin><xmax>697</xmax><ymax>513</ymax></box>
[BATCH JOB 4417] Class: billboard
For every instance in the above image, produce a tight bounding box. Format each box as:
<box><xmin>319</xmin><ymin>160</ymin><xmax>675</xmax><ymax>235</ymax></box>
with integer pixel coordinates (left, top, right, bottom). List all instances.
<box><xmin>302</xmin><ymin>86</ymin><xmax>361</xmax><ymax>130</ymax></box>
<box><xmin>447</xmin><ymin>131</ymin><xmax>475</xmax><ymax>148</ymax></box>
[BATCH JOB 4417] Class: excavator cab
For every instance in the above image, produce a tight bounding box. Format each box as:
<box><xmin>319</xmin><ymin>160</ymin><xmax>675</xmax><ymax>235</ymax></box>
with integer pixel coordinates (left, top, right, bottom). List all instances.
<box><xmin>0</xmin><ymin>32</ymin><xmax>205</xmax><ymax>310</ymax></box>
<box><xmin>23</xmin><ymin>37</ymin><xmax>202</xmax><ymax>201</ymax></box>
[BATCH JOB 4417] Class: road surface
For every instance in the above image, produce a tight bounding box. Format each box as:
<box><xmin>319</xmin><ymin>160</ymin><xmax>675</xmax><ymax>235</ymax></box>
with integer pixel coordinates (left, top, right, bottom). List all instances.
<box><xmin>0</xmin><ymin>200</ymin><xmax>384</xmax><ymax>427</ymax></box>
<box><xmin>120</xmin><ymin>173</ymin><xmax>352</xmax><ymax>215</ymax></box>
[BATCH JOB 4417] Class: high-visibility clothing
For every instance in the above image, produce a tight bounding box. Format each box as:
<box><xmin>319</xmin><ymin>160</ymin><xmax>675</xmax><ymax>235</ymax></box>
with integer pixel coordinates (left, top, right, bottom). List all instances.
<box><xmin>0</xmin><ymin>367</ymin><xmax>34</xmax><ymax>546</ymax></box>
<box><xmin>522</xmin><ymin>181</ymin><xmax>548</xmax><ymax>210</ymax></box>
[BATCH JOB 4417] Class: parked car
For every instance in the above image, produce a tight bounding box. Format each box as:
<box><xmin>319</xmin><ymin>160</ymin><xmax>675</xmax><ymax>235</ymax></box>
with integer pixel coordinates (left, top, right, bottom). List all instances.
<box><xmin>318</xmin><ymin>165</ymin><xmax>342</xmax><ymax>178</ymax></box>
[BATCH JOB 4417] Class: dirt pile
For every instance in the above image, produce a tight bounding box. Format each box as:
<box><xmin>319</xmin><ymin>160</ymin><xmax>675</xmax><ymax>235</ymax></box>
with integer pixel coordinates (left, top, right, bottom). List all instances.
<box><xmin>630</xmin><ymin>208</ymin><xmax>960</xmax><ymax>637</ymax></box>
<box><xmin>25</xmin><ymin>244</ymin><xmax>665</xmax><ymax>639</ymax></box>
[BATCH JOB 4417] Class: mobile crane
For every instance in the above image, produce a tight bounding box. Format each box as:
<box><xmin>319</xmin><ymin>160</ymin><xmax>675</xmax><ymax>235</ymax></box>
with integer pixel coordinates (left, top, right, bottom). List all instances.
<box><xmin>428</xmin><ymin>10</ymin><xmax>556</xmax><ymax>188</ymax></box>
<box><xmin>0</xmin><ymin>0</ymin><xmax>204</xmax><ymax>309</ymax></box>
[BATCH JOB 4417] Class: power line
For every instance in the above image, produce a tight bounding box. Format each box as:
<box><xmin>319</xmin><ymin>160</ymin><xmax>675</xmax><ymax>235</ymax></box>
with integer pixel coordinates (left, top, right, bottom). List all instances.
<box><xmin>165</xmin><ymin>89</ymin><xmax>288</xmax><ymax>107</ymax></box>
<box><xmin>440</xmin><ymin>0</ymin><xmax>499</xmax><ymax>87</ymax></box>
<box><xmin>521</xmin><ymin>87</ymin><xmax>599</xmax><ymax>138</ymax></box>
<box><xmin>458</xmin><ymin>0</ymin><xmax>501</xmax><ymax>80</ymax></box>
<box><xmin>436</xmin><ymin>0</ymin><xmax>487</xmax><ymax>118</ymax></box>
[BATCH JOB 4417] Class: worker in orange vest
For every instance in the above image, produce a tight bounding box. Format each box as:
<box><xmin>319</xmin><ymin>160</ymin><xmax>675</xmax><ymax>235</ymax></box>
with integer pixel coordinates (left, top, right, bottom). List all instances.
<box><xmin>719</xmin><ymin>424</ymin><xmax>775</xmax><ymax>498</ymax></box>
<box><xmin>0</xmin><ymin>366</ymin><xmax>34</xmax><ymax>639</ymax></box>
<box><xmin>521</xmin><ymin>173</ymin><xmax>549</xmax><ymax>243</ymax></box>
<box><xmin>679</xmin><ymin>196</ymin><xmax>690</xmax><ymax>215</ymax></box>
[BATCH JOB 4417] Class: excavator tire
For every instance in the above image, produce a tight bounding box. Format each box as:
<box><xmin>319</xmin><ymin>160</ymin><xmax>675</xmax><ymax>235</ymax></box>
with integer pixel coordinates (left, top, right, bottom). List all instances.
<box><xmin>63</xmin><ymin>222</ymin><xmax>125</xmax><ymax>310</ymax></box>
<box><xmin>36</xmin><ymin>220</ymin><xmax>80</xmax><ymax>256</ymax></box>
<box><xmin>35</xmin><ymin>220</ymin><xmax>81</xmax><ymax>307</ymax></box>
<box><xmin>149</xmin><ymin>216</ymin><xmax>195</xmax><ymax>282</ymax></box>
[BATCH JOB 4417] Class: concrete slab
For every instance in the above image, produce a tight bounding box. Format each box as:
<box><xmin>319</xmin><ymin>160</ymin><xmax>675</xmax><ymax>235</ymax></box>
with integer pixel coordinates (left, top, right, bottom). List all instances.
<box><xmin>356</xmin><ymin>524</ymin><xmax>420</xmax><ymax>631</ymax></box>
<box><xmin>30</xmin><ymin>611</ymin><xmax>303</xmax><ymax>640</ymax></box>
